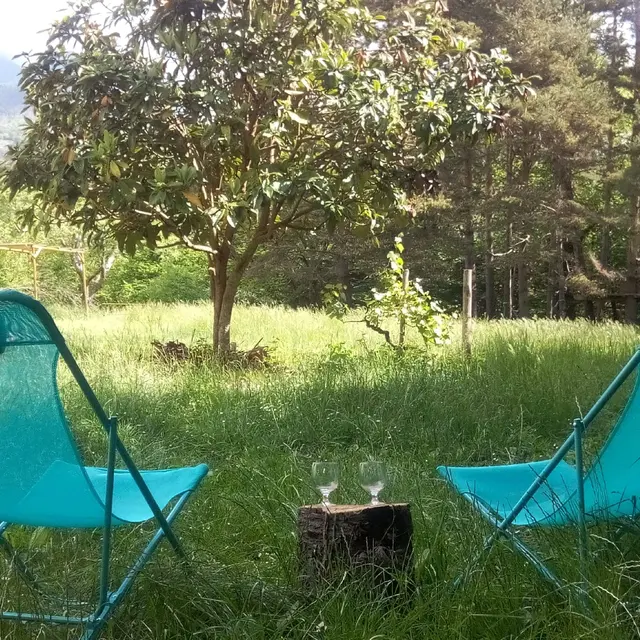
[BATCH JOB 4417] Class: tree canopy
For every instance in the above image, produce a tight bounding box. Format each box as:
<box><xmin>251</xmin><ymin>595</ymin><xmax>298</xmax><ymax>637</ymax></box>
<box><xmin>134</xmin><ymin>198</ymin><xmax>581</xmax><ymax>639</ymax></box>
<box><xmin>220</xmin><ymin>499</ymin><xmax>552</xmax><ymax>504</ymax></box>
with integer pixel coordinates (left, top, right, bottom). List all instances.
<box><xmin>1</xmin><ymin>0</ymin><xmax>528</xmax><ymax>351</ymax></box>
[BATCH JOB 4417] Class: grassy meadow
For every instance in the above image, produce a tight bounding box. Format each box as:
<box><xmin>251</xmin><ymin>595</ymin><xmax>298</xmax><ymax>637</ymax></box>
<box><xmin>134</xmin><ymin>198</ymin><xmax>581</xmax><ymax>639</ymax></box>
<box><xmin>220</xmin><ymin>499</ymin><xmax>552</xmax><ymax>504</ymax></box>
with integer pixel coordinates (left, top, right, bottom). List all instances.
<box><xmin>4</xmin><ymin>303</ymin><xmax>640</xmax><ymax>639</ymax></box>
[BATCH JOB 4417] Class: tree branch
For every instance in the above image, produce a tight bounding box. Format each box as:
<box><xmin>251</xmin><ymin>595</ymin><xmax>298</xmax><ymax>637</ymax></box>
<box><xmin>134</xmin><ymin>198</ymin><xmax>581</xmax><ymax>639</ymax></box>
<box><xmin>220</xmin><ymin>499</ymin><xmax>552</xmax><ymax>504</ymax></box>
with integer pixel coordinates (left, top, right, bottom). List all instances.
<box><xmin>133</xmin><ymin>208</ymin><xmax>217</xmax><ymax>254</ymax></box>
<box><xmin>364</xmin><ymin>318</ymin><xmax>395</xmax><ymax>348</ymax></box>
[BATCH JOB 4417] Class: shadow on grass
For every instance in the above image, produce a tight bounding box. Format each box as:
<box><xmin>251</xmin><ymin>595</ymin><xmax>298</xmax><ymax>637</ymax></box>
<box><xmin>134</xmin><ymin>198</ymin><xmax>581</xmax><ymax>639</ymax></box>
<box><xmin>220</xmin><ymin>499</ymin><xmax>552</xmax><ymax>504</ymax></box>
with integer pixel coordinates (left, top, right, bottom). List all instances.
<box><xmin>4</xmin><ymin>335</ymin><xmax>640</xmax><ymax>637</ymax></box>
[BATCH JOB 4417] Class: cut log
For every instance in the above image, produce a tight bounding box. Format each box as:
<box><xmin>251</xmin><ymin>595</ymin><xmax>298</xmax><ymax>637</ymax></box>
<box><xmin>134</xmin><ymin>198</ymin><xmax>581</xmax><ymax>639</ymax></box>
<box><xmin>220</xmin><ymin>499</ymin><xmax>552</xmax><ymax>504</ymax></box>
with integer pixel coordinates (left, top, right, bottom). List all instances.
<box><xmin>298</xmin><ymin>503</ymin><xmax>413</xmax><ymax>588</ymax></box>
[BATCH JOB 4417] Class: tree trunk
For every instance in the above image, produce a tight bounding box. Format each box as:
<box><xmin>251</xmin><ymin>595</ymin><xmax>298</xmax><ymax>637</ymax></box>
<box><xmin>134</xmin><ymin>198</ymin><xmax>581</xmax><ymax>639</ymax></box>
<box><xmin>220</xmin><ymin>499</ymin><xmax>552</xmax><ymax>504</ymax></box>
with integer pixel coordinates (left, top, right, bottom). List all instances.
<box><xmin>600</xmin><ymin>224</ymin><xmax>612</xmax><ymax>275</ymax></box>
<box><xmin>626</xmin><ymin>0</ymin><xmax>640</xmax><ymax>324</ymax></box>
<box><xmin>298</xmin><ymin>503</ymin><xmax>413</xmax><ymax>591</ymax></box>
<box><xmin>550</xmin><ymin>157</ymin><xmax>574</xmax><ymax>320</ymax></box>
<box><xmin>217</xmin><ymin>281</ymin><xmax>239</xmax><ymax>354</ymax></box>
<box><xmin>547</xmin><ymin>258</ymin><xmax>555</xmax><ymax>318</ymax></box>
<box><xmin>625</xmin><ymin>208</ymin><xmax>639</xmax><ymax>324</ymax></box>
<box><xmin>208</xmin><ymin>219</ymin><xmax>267</xmax><ymax>354</ymax></box>
<box><xmin>597</xmin><ymin>7</ymin><xmax>619</xmax><ymax>322</ymax></box>
<box><xmin>597</xmin><ymin>234</ymin><xmax>612</xmax><ymax>317</ymax></box>
<box><xmin>208</xmin><ymin>253</ymin><xmax>216</xmax><ymax>304</ymax></box>
<box><xmin>504</xmin><ymin>144</ymin><xmax>514</xmax><ymax>319</ymax></box>
<box><xmin>336</xmin><ymin>256</ymin><xmax>352</xmax><ymax>305</ymax></box>
<box><xmin>209</xmin><ymin>251</ymin><xmax>236</xmax><ymax>354</ymax></box>
<box><xmin>597</xmin><ymin>125</ymin><xmax>615</xmax><ymax>320</ymax></box>
<box><xmin>557</xmin><ymin>230</ymin><xmax>566</xmax><ymax>319</ymax></box>
<box><xmin>505</xmin><ymin>231</ymin><xmax>513</xmax><ymax>318</ymax></box>
<box><xmin>485</xmin><ymin>220</ymin><xmax>495</xmax><ymax>319</ymax></box>
<box><xmin>463</xmin><ymin>147</ymin><xmax>476</xmax><ymax>317</ymax></box>
<box><xmin>484</xmin><ymin>147</ymin><xmax>496</xmax><ymax>319</ymax></box>
<box><xmin>516</xmin><ymin>151</ymin><xmax>532</xmax><ymax>319</ymax></box>
<box><xmin>575</xmin><ymin>232</ymin><xmax>595</xmax><ymax>320</ymax></box>
<box><xmin>517</xmin><ymin>260</ymin><xmax>530</xmax><ymax>318</ymax></box>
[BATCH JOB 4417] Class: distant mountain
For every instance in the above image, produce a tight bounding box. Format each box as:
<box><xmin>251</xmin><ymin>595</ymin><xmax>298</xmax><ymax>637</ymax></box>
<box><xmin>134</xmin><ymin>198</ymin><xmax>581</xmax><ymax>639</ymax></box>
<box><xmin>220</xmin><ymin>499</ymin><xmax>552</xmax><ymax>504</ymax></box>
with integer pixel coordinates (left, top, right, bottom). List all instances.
<box><xmin>0</xmin><ymin>84</ymin><xmax>23</xmax><ymax>116</ymax></box>
<box><xmin>0</xmin><ymin>55</ymin><xmax>23</xmax><ymax>156</ymax></box>
<box><xmin>0</xmin><ymin>56</ymin><xmax>19</xmax><ymax>84</ymax></box>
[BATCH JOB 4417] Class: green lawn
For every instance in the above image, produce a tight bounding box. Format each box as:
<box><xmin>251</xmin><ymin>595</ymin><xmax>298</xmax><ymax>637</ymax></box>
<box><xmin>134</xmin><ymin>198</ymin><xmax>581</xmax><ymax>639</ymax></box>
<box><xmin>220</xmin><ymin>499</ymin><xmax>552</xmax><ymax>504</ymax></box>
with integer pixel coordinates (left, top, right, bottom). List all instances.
<box><xmin>3</xmin><ymin>303</ymin><xmax>640</xmax><ymax>639</ymax></box>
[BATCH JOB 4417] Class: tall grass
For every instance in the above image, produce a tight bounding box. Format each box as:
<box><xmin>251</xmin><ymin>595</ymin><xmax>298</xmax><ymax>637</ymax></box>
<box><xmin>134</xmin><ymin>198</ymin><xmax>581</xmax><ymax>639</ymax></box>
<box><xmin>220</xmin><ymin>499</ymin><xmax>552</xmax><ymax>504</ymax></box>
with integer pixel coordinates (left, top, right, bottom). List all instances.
<box><xmin>3</xmin><ymin>304</ymin><xmax>640</xmax><ymax>639</ymax></box>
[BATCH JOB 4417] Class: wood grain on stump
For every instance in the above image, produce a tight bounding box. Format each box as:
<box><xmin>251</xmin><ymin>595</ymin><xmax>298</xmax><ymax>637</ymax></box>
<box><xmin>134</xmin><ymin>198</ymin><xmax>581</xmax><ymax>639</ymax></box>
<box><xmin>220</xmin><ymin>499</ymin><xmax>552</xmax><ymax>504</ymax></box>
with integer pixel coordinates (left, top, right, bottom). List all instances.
<box><xmin>298</xmin><ymin>503</ymin><xmax>413</xmax><ymax>587</ymax></box>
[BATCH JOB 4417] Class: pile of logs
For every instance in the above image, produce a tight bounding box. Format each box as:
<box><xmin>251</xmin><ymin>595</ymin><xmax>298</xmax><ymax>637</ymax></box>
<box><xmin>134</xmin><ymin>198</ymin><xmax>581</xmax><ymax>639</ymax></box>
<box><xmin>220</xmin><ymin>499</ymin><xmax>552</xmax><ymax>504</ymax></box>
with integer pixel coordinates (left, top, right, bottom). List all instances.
<box><xmin>151</xmin><ymin>340</ymin><xmax>269</xmax><ymax>368</ymax></box>
<box><xmin>152</xmin><ymin>340</ymin><xmax>190</xmax><ymax>362</ymax></box>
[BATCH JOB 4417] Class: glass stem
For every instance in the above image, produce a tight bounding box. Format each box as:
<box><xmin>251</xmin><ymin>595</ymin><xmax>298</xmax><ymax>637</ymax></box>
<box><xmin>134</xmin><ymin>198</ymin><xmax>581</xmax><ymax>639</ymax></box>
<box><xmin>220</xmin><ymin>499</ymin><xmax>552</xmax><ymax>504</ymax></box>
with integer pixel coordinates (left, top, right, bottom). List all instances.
<box><xmin>371</xmin><ymin>494</ymin><xmax>379</xmax><ymax>505</ymax></box>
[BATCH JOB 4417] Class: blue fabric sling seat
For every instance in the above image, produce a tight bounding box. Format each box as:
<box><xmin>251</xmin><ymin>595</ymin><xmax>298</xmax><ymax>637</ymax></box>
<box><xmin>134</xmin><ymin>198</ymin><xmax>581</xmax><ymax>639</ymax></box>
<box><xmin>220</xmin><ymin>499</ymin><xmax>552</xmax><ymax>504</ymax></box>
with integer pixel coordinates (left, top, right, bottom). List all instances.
<box><xmin>440</xmin><ymin>460</ymin><xmax>578</xmax><ymax>527</ymax></box>
<box><xmin>2</xmin><ymin>462</ymin><xmax>208</xmax><ymax>529</ymax></box>
<box><xmin>0</xmin><ymin>293</ymin><xmax>208</xmax><ymax>529</ymax></box>
<box><xmin>438</xmin><ymin>363</ymin><xmax>640</xmax><ymax>528</ymax></box>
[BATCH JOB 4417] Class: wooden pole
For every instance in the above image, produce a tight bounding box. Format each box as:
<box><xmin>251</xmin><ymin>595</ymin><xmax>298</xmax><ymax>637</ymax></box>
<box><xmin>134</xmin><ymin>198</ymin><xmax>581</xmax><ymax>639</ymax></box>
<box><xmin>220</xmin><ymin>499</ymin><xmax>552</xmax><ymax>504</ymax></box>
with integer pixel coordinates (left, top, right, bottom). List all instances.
<box><xmin>31</xmin><ymin>246</ymin><xmax>38</xmax><ymax>300</ymax></box>
<box><xmin>398</xmin><ymin>268</ymin><xmax>410</xmax><ymax>348</ymax></box>
<box><xmin>79</xmin><ymin>252</ymin><xmax>89</xmax><ymax>313</ymax></box>
<box><xmin>0</xmin><ymin>244</ymin><xmax>91</xmax><ymax>303</ymax></box>
<box><xmin>462</xmin><ymin>268</ymin><xmax>473</xmax><ymax>355</ymax></box>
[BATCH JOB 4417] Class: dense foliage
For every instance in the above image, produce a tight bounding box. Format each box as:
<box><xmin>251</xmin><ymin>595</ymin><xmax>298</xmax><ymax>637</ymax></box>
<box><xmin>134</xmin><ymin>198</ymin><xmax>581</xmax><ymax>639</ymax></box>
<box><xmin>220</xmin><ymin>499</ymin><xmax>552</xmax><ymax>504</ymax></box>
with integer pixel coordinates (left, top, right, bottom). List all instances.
<box><xmin>4</xmin><ymin>0</ymin><xmax>632</xmax><ymax>327</ymax></box>
<box><xmin>238</xmin><ymin>0</ymin><xmax>640</xmax><ymax>324</ymax></box>
<box><xmin>0</xmin><ymin>0</ymin><xmax>526</xmax><ymax>351</ymax></box>
<box><xmin>326</xmin><ymin>0</ymin><xmax>640</xmax><ymax>323</ymax></box>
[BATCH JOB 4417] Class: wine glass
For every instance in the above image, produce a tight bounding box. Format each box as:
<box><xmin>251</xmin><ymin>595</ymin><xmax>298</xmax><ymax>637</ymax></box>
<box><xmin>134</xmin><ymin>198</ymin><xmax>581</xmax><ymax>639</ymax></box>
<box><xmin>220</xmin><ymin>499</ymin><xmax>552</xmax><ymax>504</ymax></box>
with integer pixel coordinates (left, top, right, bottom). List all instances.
<box><xmin>359</xmin><ymin>461</ymin><xmax>386</xmax><ymax>505</ymax></box>
<box><xmin>312</xmin><ymin>462</ymin><xmax>339</xmax><ymax>506</ymax></box>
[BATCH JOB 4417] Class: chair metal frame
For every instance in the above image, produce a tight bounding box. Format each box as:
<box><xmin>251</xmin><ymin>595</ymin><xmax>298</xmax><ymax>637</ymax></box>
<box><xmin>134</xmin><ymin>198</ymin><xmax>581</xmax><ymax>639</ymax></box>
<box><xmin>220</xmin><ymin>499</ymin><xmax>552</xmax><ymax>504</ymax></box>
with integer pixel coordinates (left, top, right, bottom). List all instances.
<box><xmin>452</xmin><ymin>347</ymin><xmax>640</xmax><ymax>593</ymax></box>
<box><xmin>0</xmin><ymin>290</ymin><xmax>204</xmax><ymax>640</ymax></box>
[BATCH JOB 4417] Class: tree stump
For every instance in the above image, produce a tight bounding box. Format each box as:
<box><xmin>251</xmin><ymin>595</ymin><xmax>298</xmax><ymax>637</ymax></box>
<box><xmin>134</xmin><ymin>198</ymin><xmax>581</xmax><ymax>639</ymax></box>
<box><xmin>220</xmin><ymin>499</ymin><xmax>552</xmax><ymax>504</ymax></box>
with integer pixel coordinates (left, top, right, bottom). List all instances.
<box><xmin>298</xmin><ymin>503</ymin><xmax>413</xmax><ymax>590</ymax></box>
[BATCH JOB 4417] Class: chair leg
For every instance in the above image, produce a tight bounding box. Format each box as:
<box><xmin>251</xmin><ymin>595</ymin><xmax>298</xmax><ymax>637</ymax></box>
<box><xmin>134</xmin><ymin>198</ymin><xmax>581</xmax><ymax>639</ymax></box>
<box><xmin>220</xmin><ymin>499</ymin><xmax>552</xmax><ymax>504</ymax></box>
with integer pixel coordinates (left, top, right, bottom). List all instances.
<box><xmin>80</xmin><ymin>491</ymin><xmax>193</xmax><ymax>640</ymax></box>
<box><xmin>0</xmin><ymin>521</ymin><xmax>92</xmax><ymax>610</ymax></box>
<box><xmin>454</xmin><ymin>496</ymin><xmax>565</xmax><ymax>592</ymax></box>
<box><xmin>0</xmin><ymin>522</ymin><xmax>49</xmax><ymax>597</ymax></box>
<box><xmin>454</xmin><ymin>528</ymin><xmax>564</xmax><ymax>593</ymax></box>
<box><xmin>0</xmin><ymin>491</ymin><xmax>194</xmax><ymax>640</ymax></box>
<box><xmin>501</xmin><ymin>526</ymin><xmax>563</xmax><ymax>589</ymax></box>
<box><xmin>615</xmin><ymin>518</ymin><xmax>640</xmax><ymax>538</ymax></box>
<box><xmin>573</xmin><ymin>419</ymin><xmax>589</xmax><ymax>593</ymax></box>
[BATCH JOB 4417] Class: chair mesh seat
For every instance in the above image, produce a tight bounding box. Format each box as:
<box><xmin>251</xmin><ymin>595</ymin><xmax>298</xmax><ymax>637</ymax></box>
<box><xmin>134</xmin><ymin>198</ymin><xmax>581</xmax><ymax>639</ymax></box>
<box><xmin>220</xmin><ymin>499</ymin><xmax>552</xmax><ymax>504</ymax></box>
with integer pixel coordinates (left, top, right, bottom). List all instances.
<box><xmin>0</xmin><ymin>292</ymin><xmax>208</xmax><ymax>529</ymax></box>
<box><xmin>0</xmin><ymin>461</ymin><xmax>208</xmax><ymax>528</ymax></box>
<box><xmin>439</xmin><ymin>354</ymin><xmax>640</xmax><ymax>527</ymax></box>
<box><xmin>439</xmin><ymin>460</ymin><xmax>578</xmax><ymax>527</ymax></box>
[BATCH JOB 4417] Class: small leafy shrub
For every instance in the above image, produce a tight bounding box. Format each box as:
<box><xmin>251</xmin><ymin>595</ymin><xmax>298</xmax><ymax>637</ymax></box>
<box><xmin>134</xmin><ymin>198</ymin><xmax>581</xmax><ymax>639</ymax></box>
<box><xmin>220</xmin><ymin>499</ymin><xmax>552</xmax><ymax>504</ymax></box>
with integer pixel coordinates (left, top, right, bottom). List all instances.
<box><xmin>323</xmin><ymin>342</ymin><xmax>356</xmax><ymax>371</ymax></box>
<box><xmin>236</xmin><ymin>275</ymin><xmax>290</xmax><ymax>306</ymax></box>
<box><xmin>146</xmin><ymin>250</ymin><xmax>209</xmax><ymax>302</ymax></box>
<box><xmin>324</xmin><ymin>235</ymin><xmax>450</xmax><ymax>349</ymax></box>
<box><xmin>97</xmin><ymin>249</ymin><xmax>162</xmax><ymax>303</ymax></box>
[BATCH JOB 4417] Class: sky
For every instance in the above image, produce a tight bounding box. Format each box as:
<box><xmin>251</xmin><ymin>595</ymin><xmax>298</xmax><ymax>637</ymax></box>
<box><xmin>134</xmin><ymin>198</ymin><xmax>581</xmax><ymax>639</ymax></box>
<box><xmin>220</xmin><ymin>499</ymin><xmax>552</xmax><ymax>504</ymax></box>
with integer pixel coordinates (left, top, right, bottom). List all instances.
<box><xmin>0</xmin><ymin>0</ymin><xmax>71</xmax><ymax>58</ymax></box>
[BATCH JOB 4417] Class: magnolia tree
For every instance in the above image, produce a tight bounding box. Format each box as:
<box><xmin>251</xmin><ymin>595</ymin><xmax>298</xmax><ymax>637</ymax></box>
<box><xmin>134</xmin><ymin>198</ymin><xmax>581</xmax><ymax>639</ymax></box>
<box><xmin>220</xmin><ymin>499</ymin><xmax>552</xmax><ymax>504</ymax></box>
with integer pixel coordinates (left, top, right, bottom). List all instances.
<box><xmin>1</xmin><ymin>0</ymin><xmax>527</xmax><ymax>353</ymax></box>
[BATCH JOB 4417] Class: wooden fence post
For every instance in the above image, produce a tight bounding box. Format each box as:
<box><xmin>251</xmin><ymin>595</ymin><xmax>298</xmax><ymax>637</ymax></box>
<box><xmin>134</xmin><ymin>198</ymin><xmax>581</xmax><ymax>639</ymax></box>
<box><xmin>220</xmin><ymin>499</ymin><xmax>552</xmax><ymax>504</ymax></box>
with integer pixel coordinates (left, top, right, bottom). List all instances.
<box><xmin>79</xmin><ymin>252</ymin><xmax>89</xmax><ymax>313</ymax></box>
<box><xmin>398</xmin><ymin>268</ymin><xmax>410</xmax><ymax>348</ymax></box>
<box><xmin>462</xmin><ymin>268</ymin><xmax>473</xmax><ymax>355</ymax></box>
<box><xmin>30</xmin><ymin>246</ymin><xmax>38</xmax><ymax>300</ymax></box>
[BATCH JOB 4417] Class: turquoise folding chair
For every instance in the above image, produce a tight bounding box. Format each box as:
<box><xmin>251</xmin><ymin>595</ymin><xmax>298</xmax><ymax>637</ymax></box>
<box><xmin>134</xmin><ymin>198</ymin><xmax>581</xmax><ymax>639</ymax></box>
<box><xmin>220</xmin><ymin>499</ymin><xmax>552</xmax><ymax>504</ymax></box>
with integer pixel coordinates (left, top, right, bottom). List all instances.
<box><xmin>0</xmin><ymin>289</ymin><xmax>209</xmax><ymax>639</ymax></box>
<box><xmin>438</xmin><ymin>346</ymin><xmax>640</xmax><ymax>591</ymax></box>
